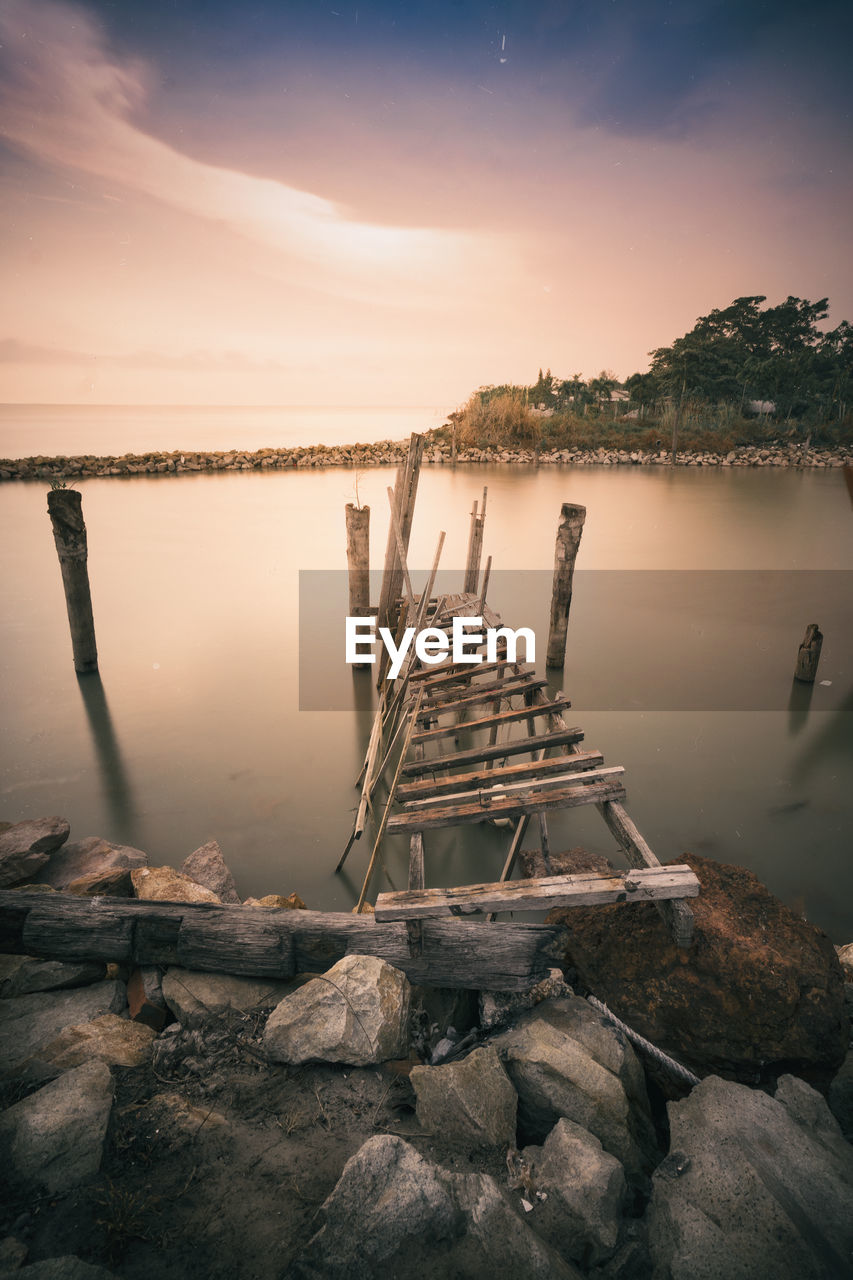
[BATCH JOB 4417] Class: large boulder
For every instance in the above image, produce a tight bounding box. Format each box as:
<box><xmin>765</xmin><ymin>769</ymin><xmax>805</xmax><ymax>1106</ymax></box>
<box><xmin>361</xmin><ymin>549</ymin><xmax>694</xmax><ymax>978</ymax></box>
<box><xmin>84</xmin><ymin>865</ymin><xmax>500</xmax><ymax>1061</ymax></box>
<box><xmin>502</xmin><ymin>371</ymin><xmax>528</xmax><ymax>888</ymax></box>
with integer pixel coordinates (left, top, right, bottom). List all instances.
<box><xmin>38</xmin><ymin>1013</ymin><xmax>156</xmax><ymax>1069</ymax></box>
<box><xmin>3</xmin><ymin>1260</ymin><xmax>120</xmax><ymax>1280</ymax></box>
<box><xmin>0</xmin><ymin>818</ymin><xmax>70</xmax><ymax>887</ymax></box>
<box><xmin>0</xmin><ymin>955</ymin><xmax>105</xmax><ymax>997</ymax></box>
<box><xmin>288</xmin><ymin>1134</ymin><xmax>580</xmax><ymax>1279</ymax></box>
<box><xmin>161</xmin><ymin>968</ymin><xmax>293</xmax><ymax>1028</ymax></box>
<box><xmin>492</xmin><ymin>997</ymin><xmax>658</xmax><ymax>1186</ymax></box>
<box><xmin>34</xmin><ymin>835</ymin><xmax>147</xmax><ymax>890</ymax></box>
<box><xmin>181</xmin><ymin>840</ymin><xmax>240</xmax><ymax>904</ymax></box>
<box><xmin>522</xmin><ymin>1118</ymin><xmax>627</xmax><ymax>1267</ymax></box>
<box><xmin>0</xmin><ymin>1061</ymin><xmax>114</xmax><ymax>1194</ymax></box>
<box><xmin>0</xmin><ymin>980</ymin><xmax>127</xmax><ymax>1076</ymax></box>
<box><xmin>130</xmin><ymin>865</ymin><xmax>220</xmax><ymax>904</ymax></box>
<box><xmin>410</xmin><ymin>1045</ymin><xmax>518</xmax><ymax>1147</ymax></box>
<box><xmin>263</xmin><ymin>955</ymin><xmax>410</xmax><ymax>1066</ymax></box>
<box><xmin>646</xmin><ymin>1074</ymin><xmax>853</xmax><ymax>1280</ymax></box>
<box><xmin>550</xmin><ymin>853</ymin><xmax>848</xmax><ymax>1085</ymax></box>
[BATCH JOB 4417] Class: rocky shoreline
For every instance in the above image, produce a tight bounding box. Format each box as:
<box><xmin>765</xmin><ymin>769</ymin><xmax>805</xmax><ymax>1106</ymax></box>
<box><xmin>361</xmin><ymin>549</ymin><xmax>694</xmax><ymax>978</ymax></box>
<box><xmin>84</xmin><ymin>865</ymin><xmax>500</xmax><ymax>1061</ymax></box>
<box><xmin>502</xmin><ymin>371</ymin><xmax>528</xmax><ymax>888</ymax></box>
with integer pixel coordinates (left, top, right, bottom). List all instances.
<box><xmin>1</xmin><ymin>439</ymin><xmax>851</xmax><ymax>482</ymax></box>
<box><xmin>1</xmin><ymin>816</ymin><xmax>852</xmax><ymax>1279</ymax></box>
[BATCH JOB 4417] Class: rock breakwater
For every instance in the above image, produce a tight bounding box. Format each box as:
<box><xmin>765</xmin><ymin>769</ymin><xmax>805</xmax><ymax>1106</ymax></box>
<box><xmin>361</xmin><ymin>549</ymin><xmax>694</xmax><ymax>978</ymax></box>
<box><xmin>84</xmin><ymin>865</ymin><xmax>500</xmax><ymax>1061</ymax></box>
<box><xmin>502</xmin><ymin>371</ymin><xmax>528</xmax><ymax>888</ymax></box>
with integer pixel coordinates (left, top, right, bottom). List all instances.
<box><xmin>1</xmin><ymin>439</ymin><xmax>851</xmax><ymax>481</ymax></box>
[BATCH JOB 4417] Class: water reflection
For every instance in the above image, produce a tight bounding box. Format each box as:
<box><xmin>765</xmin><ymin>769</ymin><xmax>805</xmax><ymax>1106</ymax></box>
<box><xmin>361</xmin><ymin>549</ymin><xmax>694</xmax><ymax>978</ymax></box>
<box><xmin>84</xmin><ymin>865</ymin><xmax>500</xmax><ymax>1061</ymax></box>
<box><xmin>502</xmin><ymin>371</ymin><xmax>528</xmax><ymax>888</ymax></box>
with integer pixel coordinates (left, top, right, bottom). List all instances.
<box><xmin>787</xmin><ymin>679</ymin><xmax>815</xmax><ymax>735</ymax></box>
<box><xmin>793</xmin><ymin>689</ymin><xmax>853</xmax><ymax>780</ymax></box>
<box><xmin>76</xmin><ymin>673</ymin><xmax>139</xmax><ymax>844</ymax></box>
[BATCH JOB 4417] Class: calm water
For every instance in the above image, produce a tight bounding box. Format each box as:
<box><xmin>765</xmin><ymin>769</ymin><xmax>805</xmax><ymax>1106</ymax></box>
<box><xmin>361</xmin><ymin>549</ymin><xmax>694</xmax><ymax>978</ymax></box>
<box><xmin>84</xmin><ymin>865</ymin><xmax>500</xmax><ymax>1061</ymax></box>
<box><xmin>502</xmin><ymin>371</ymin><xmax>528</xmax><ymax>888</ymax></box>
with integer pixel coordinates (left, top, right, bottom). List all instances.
<box><xmin>1</xmin><ymin>441</ymin><xmax>851</xmax><ymax>940</ymax></box>
<box><xmin>0</xmin><ymin>403</ymin><xmax>450</xmax><ymax>459</ymax></box>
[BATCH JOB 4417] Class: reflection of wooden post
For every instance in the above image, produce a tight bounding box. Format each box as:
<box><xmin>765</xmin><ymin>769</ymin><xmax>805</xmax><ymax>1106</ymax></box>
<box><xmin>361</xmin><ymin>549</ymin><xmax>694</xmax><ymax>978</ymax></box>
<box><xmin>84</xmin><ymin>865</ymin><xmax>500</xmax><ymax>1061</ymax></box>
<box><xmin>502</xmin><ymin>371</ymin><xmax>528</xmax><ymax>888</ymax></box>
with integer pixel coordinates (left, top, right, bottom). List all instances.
<box><xmin>794</xmin><ymin>623</ymin><xmax>823</xmax><ymax>683</ymax></box>
<box><xmin>47</xmin><ymin>489</ymin><xmax>98</xmax><ymax>674</ymax></box>
<box><xmin>546</xmin><ymin>502</ymin><xmax>586</xmax><ymax>669</ymax></box>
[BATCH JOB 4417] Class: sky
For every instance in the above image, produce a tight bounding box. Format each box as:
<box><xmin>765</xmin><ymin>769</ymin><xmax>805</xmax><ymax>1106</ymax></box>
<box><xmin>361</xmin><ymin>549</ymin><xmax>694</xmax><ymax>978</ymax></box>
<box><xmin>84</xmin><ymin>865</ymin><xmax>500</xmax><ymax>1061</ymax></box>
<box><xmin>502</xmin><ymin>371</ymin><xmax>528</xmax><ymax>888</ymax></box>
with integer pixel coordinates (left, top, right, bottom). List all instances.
<box><xmin>1</xmin><ymin>0</ymin><xmax>851</xmax><ymax>408</ymax></box>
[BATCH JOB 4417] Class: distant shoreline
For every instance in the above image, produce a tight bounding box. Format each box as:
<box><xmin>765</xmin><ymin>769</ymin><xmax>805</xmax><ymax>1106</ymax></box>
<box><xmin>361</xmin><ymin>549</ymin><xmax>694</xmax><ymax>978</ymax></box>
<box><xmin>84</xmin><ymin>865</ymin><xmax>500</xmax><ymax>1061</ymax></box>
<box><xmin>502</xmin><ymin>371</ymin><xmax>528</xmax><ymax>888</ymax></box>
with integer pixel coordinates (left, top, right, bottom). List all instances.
<box><xmin>1</xmin><ymin>438</ymin><xmax>851</xmax><ymax>481</ymax></box>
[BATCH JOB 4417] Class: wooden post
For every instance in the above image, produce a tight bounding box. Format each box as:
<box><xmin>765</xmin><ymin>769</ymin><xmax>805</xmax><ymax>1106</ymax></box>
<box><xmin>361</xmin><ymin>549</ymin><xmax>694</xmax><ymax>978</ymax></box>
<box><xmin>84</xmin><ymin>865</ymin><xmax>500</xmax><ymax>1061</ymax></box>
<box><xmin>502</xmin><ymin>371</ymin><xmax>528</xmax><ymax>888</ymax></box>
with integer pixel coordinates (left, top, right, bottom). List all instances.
<box><xmin>376</xmin><ymin>433</ymin><xmax>424</xmax><ymax>636</ymax></box>
<box><xmin>794</xmin><ymin>623</ymin><xmax>823</xmax><ymax>683</ymax></box>
<box><xmin>546</xmin><ymin>502</ymin><xmax>586</xmax><ymax>669</ymax></box>
<box><xmin>345</xmin><ymin>502</ymin><xmax>370</xmax><ymax>616</ymax></box>
<box><xmin>47</xmin><ymin>488</ymin><xmax>98</xmax><ymax>674</ymax></box>
<box><xmin>463</xmin><ymin>486</ymin><xmax>487</xmax><ymax>595</ymax></box>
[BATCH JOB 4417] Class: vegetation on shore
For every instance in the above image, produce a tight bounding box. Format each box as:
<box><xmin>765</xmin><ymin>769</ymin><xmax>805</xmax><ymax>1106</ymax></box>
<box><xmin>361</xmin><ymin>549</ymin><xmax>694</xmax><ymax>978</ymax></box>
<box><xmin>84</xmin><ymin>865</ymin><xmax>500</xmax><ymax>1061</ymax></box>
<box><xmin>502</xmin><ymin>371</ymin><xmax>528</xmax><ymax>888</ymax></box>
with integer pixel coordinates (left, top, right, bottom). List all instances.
<box><xmin>442</xmin><ymin>295</ymin><xmax>853</xmax><ymax>454</ymax></box>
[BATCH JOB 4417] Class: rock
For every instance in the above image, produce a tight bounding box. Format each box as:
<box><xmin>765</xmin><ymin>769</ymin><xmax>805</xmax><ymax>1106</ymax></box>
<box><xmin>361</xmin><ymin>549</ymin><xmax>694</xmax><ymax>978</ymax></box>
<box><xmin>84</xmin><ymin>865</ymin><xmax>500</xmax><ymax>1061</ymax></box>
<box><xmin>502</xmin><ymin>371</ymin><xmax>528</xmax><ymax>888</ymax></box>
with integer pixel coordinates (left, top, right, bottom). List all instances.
<box><xmin>837</xmin><ymin>942</ymin><xmax>853</xmax><ymax>981</ymax></box>
<box><xmin>646</xmin><ymin>1074</ymin><xmax>853</xmax><ymax>1280</ymax></box>
<box><xmin>38</xmin><ymin>1014</ymin><xmax>156</xmax><ymax>1069</ymax></box>
<box><xmin>0</xmin><ymin>818</ymin><xmax>70</xmax><ymax>887</ymax></box>
<box><xmin>181</xmin><ymin>840</ymin><xmax>240</xmax><ymax>904</ymax></box>
<box><xmin>35</xmin><ymin>836</ymin><xmax>147</xmax><ymax>891</ymax></box>
<box><xmin>828</xmin><ymin>1048</ymin><xmax>853</xmax><ymax>1137</ymax></box>
<box><xmin>65</xmin><ymin>868</ymin><xmax>134</xmax><ymax>897</ymax></box>
<box><xmin>0</xmin><ymin>955</ymin><xmax>106</xmax><ymax>998</ymax></box>
<box><xmin>161</xmin><ymin>967</ymin><xmax>293</xmax><ymax>1028</ymax></box>
<box><xmin>410</xmin><ymin>985</ymin><xmax>479</xmax><ymax>1056</ymax></box>
<box><xmin>0</xmin><ymin>1061</ymin><xmax>114</xmax><ymax>1195</ymax></box>
<box><xmin>288</xmin><ymin>1134</ymin><xmax>580</xmax><ymax>1279</ymax></box>
<box><xmin>491</xmin><ymin>996</ymin><xmax>657</xmax><ymax>1185</ymax></box>
<box><xmin>243</xmin><ymin>892</ymin><xmax>306</xmax><ymax>909</ymax></box>
<box><xmin>126</xmin><ymin>966</ymin><xmax>168</xmax><ymax>1030</ymax></box>
<box><xmin>480</xmin><ymin>968</ymin><xmax>573</xmax><ymax>1032</ymax></box>
<box><xmin>0</xmin><ymin>1236</ymin><xmax>28</xmax><ymax>1270</ymax></box>
<box><xmin>410</xmin><ymin>1046</ymin><xmax>518</xmax><ymax>1147</ymax></box>
<box><xmin>522</xmin><ymin>1118</ymin><xmax>627</xmax><ymax>1266</ymax></box>
<box><xmin>130</xmin><ymin>865</ymin><xmax>220</xmax><ymax>904</ymax></box>
<box><xmin>549</xmin><ymin>853</ymin><xmax>848</xmax><ymax>1085</ymax></box>
<box><xmin>263</xmin><ymin>955</ymin><xmax>411</xmax><ymax>1066</ymax></box>
<box><xmin>0</xmin><ymin>980</ymin><xmax>127</xmax><ymax>1076</ymax></box>
<box><xmin>1</xmin><ymin>1257</ymin><xmax>119</xmax><ymax>1279</ymax></box>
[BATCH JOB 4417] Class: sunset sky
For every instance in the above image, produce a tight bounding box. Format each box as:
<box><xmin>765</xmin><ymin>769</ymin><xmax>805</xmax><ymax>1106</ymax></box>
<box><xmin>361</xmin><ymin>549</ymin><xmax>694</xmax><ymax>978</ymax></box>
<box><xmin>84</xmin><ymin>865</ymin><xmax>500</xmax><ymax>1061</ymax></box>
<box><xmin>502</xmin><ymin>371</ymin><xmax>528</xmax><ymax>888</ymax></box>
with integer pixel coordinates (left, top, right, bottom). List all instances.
<box><xmin>1</xmin><ymin>0</ymin><xmax>851</xmax><ymax>408</ymax></box>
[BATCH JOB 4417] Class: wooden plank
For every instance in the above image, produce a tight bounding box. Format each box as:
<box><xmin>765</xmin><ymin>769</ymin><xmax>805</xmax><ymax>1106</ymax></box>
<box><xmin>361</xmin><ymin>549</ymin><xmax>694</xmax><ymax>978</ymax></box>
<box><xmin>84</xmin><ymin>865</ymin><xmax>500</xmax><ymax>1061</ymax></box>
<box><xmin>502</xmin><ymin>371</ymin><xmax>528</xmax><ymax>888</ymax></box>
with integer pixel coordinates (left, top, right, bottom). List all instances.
<box><xmin>411</xmin><ymin>660</ymin><xmax>529</xmax><ymax>688</ymax></box>
<box><xmin>401</xmin><ymin>726</ymin><xmax>585</xmax><ymax>776</ymax></box>
<box><xmin>402</xmin><ymin>765</ymin><xmax>625</xmax><ymax>811</ymax></box>
<box><xmin>0</xmin><ymin>891</ymin><xmax>569</xmax><ymax>993</ymax></box>
<box><xmin>407</xmin><ymin>832</ymin><xmax>425</xmax><ymax>954</ymax></box>
<box><xmin>387</xmin><ymin>777</ymin><xmax>626</xmax><ymax>833</ymax></box>
<box><xmin>418</xmin><ymin>678</ymin><xmax>548</xmax><ymax>719</ymax></box>
<box><xmin>375</xmin><ymin>865</ymin><xmax>700</xmax><ymax>920</ymax></box>
<box><xmin>411</xmin><ymin>698</ymin><xmax>571</xmax><ymax>745</ymax></box>
<box><xmin>523</xmin><ymin>682</ymin><xmax>696</xmax><ymax>949</ymax></box>
<box><xmin>397</xmin><ymin>750</ymin><xmax>606</xmax><ymax>801</ymax></box>
<box><xmin>599</xmin><ymin>799</ymin><xmax>695</xmax><ymax>947</ymax></box>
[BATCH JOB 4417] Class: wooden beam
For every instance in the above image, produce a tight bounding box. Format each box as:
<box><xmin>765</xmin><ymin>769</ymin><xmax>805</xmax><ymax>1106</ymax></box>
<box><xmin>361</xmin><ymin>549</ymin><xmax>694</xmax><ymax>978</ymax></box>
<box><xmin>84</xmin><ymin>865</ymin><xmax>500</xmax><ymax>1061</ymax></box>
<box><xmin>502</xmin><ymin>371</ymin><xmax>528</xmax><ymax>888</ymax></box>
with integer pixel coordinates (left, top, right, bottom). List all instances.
<box><xmin>387</xmin><ymin>777</ymin><xmax>626</xmax><ymax>833</ymax></box>
<box><xmin>0</xmin><ymin>891</ymin><xmax>568</xmax><ymax>992</ymax></box>
<box><xmin>401</xmin><ymin>727</ymin><xmax>585</xmax><ymax>776</ymax></box>
<box><xmin>375</xmin><ymin>866</ymin><xmax>700</xmax><ymax>920</ymax></box>
<box><xmin>599</xmin><ymin>800</ymin><xmax>695</xmax><ymax>946</ymax></box>
<box><xmin>411</xmin><ymin>698</ymin><xmax>572</xmax><ymax>745</ymax></box>
<box><xmin>397</xmin><ymin>750</ymin><xmax>606</xmax><ymax>802</ymax></box>
<box><xmin>418</xmin><ymin>678</ymin><xmax>548</xmax><ymax>719</ymax></box>
<box><xmin>412</xmin><ymin>660</ymin><xmax>530</xmax><ymax>688</ymax></box>
<box><xmin>401</xmin><ymin>765</ymin><xmax>625</xmax><ymax>811</ymax></box>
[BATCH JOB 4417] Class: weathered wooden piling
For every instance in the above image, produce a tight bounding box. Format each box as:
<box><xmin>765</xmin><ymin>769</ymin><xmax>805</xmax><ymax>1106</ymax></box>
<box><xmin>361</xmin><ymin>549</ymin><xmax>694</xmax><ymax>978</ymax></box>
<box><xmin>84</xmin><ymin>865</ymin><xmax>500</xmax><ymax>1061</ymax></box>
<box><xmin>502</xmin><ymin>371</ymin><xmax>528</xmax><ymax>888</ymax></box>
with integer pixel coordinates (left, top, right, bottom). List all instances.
<box><xmin>546</xmin><ymin>502</ymin><xmax>586</xmax><ymax>669</ymax></box>
<box><xmin>47</xmin><ymin>487</ymin><xmax>98</xmax><ymax>674</ymax></box>
<box><xmin>463</xmin><ymin>487</ymin><xmax>487</xmax><ymax>595</ymax></box>
<box><xmin>794</xmin><ymin>623</ymin><xmax>823</xmax><ymax>683</ymax></box>
<box><xmin>345</xmin><ymin>502</ymin><xmax>370</xmax><ymax>616</ymax></box>
<box><xmin>376</xmin><ymin>434</ymin><xmax>424</xmax><ymax>636</ymax></box>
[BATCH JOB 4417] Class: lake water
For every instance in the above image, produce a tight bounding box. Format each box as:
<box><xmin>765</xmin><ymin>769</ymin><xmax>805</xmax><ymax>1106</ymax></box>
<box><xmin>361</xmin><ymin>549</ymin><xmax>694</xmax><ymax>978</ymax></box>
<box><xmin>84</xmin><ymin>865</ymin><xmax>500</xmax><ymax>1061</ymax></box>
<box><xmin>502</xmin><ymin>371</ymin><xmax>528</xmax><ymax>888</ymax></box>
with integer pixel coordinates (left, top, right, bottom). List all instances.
<box><xmin>1</xmin><ymin>416</ymin><xmax>851</xmax><ymax>940</ymax></box>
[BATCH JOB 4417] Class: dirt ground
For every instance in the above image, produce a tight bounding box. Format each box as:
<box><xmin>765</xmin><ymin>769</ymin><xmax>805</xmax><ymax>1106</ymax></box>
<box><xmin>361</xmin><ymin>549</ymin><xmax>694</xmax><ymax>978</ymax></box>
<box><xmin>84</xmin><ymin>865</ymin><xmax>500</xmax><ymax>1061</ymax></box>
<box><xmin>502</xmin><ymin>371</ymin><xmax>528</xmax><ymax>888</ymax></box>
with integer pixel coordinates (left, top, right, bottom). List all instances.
<box><xmin>0</xmin><ymin>1008</ymin><xmax>515</xmax><ymax>1279</ymax></box>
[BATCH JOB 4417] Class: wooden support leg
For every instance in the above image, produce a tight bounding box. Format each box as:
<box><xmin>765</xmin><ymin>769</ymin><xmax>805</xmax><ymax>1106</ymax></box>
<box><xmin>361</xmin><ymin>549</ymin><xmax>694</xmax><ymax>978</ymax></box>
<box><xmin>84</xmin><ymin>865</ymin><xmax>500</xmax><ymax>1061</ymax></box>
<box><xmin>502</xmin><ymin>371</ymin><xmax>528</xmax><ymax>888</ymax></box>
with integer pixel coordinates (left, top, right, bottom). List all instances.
<box><xmin>407</xmin><ymin>832</ymin><xmax>425</xmax><ymax>955</ymax></box>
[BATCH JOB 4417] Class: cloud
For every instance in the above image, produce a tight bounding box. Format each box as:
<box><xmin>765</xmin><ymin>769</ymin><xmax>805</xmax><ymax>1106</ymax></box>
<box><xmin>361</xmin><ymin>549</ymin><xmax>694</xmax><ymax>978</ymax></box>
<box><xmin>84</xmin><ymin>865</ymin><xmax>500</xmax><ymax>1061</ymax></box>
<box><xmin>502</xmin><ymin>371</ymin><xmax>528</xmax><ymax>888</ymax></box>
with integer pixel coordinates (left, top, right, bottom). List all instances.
<box><xmin>0</xmin><ymin>0</ymin><xmax>497</xmax><ymax>305</ymax></box>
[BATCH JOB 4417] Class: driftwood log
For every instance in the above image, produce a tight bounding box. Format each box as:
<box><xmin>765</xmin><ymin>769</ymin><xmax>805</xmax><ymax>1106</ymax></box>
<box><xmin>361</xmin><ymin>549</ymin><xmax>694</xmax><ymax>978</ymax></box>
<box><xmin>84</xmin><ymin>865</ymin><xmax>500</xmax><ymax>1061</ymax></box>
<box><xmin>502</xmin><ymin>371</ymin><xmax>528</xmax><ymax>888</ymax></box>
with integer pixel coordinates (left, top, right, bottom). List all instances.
<box><xmin>0</xmin><ymin>891</ymin><xmax>568</xmax><ymax>992</ymax></box>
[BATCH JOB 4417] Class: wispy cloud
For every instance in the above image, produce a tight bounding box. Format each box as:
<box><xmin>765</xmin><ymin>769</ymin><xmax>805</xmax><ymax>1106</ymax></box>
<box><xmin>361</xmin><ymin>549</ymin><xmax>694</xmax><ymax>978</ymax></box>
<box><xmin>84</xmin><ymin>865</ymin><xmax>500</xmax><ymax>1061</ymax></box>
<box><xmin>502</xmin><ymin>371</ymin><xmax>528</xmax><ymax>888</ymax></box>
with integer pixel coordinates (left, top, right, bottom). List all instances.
<box><xmin>0</xmin><ymin>338</ymin><xmax>290</xmax><ymax>372</ymax></box>
<box><xmin>0</xmin><ymin>0</ymin><xmax>496</xmax><ymax>305</ymax></box>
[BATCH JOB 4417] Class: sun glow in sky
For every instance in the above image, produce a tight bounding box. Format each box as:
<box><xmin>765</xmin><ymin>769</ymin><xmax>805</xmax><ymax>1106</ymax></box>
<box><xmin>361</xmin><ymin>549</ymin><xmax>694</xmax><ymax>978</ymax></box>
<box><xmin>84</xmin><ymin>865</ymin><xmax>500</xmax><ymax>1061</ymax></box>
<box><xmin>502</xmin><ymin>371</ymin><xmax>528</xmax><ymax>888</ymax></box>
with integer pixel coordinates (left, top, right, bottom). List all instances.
<box><xmin>1</xmin><ymin>0</ymin><xmax>851</xmax><ymax>407</ymax></box>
